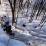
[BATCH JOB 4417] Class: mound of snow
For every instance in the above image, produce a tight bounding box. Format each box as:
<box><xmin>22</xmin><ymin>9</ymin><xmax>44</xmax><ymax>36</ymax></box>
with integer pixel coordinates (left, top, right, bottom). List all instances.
<box><xmin>0</xmin><ymin>25</ymin><xmax>27</xmax><ymax>46</ymax></box>
<box><xmin>38</xmin><ymin>44</ymin><xmax>46</xmax><ymax>46</ymax></box>
<box><xmin>8</xmin><ymin>39</ymin><xmax>27</xmax><ymax>46</ymax></box>
<box><xmin>0</xmin><ymin>42</ymin><xmax>6</xmax><ymax>46</ymax></box>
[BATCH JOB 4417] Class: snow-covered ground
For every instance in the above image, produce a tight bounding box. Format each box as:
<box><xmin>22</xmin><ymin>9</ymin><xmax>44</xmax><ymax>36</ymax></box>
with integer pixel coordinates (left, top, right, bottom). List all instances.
<box><xmin>0</xmin><ymin>0</ymin><xmax>46</xmax><ymax>46</ymax></box>
<box><xmin>0</xmin><ymin>24</ymin><xmax>27</xmax><ymax>46</ymax></box>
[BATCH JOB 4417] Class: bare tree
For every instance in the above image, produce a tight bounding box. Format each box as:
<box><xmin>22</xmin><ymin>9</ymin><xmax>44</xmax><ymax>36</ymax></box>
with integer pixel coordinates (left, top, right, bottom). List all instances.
<box><xmin>19</xmin><ymin>0</ymin><xmax>23</xmax><ymax>10</ymax></box>
<box><xmin>33</xmin><ymin>0</ymin><xmax>44</xmax><ymax>19</ymax></box>
<box><xmin>30</xmin><ymin>0</ymin><xmax>46</xmax><ymax>28</ymax></box>
<box><xmin>0</xmin><ymin>0</ymin><xmax>1</xmax><ymax>4</ymax></box>
<box><xmin>8</xmin><ymin>0</ymin><xmax>16</xmax><ymax>25</ymax></box>
<box><xmin>8</xmin><ymin>0</ymin><xmax>24</xmax><ymax>25</ymax></box>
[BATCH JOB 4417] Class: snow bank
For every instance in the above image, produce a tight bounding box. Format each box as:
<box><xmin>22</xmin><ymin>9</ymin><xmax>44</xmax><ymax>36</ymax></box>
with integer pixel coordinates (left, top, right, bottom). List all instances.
<box><xmin>8</xmin><ymin>39</ymin><xmax>27</xmax><ymax>46</ymax></box>
<box><xmin>0</xmin><ymin>25</ymin><xmax>27</xmax><ymax>46</ymax></box>
<box><xmin>0</xmin><ymin>42</ymin><xmax>5</xmax><ymax>46</ymax></box>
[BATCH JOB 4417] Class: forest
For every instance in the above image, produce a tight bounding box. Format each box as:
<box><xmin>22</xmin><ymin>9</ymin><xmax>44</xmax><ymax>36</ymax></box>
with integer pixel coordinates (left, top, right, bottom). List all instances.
<box><xmin>0</xmin><ymin>0</ymin><xmax>46</xmax><ymax>46</ymax></box>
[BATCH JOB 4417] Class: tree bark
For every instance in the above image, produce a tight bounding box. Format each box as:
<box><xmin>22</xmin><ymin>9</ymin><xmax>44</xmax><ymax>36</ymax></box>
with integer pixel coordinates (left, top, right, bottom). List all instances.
<box><xmin>8</xmin><ymin>0</ymin><xmax>16</xmax><ymax>25</ymax></box>
<box><xmin>0</xmin><ymin>0</ymin><xmax>1</xmax><ymax>4</ymax></box>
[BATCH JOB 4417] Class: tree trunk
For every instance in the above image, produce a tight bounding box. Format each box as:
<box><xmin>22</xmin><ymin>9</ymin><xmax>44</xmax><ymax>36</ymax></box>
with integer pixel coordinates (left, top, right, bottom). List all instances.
<box><xmin>0</xmin><ymin>0</ymin><xmax>1</xmax><ymax>4</ymax></box>
<box><xmin>8</xmin><ymin>0</ymin><xmax>16</xmax><ymax>25</ymax></box>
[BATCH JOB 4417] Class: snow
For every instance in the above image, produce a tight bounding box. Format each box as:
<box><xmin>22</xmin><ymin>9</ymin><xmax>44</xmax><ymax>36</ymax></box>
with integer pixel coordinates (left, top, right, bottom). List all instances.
<box><xmin>0</xmin><ymin>0</ymin><xmax>46</xmax><ymax>46</ymax></box>
<box><xmin>0</xmin><ymin>25</ymin><xmax>27</xmax><ymax>46</ymax></box>
<box><xmin>8</xmin><ymin>39</ymin><xmax>27</xmax><ymax>46</ymax></box>
<box><xmin>38</xmin><ymin>44</ymin><xmax>46</xmax><ymax>46</ymax></box>
<box><xmin>0</xmin><ymin>42</ymin><xmax>5</xmax><ymax>46</ymax></box>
